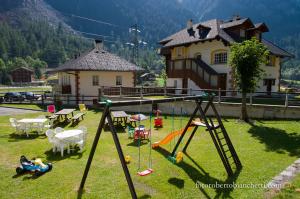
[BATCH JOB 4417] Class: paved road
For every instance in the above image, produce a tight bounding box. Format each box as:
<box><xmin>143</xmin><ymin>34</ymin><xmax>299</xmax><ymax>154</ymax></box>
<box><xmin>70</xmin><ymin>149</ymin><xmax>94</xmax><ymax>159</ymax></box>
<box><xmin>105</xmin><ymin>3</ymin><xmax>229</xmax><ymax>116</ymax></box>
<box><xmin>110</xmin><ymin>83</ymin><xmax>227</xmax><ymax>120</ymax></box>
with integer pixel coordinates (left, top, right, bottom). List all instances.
<box><xmin>0</xmin><ymin>107</ymin><xmax>40</xmax><ymax>116</ymax></box>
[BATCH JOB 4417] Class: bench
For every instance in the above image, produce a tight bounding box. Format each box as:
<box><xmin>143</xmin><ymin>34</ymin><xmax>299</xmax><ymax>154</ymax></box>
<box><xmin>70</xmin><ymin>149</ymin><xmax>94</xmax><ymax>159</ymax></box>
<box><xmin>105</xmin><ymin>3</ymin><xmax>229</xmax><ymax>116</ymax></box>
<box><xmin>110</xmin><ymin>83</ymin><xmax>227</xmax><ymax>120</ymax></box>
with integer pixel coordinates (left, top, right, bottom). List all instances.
<box><xmin>48</xmin><ymin>114</ymin><xmax>58</xmax><ymax>120</ymax></box>
<box><xmin>71</xmin><ymin>113</ymin><xmax>85</xmax><ymax>123</ymax></box>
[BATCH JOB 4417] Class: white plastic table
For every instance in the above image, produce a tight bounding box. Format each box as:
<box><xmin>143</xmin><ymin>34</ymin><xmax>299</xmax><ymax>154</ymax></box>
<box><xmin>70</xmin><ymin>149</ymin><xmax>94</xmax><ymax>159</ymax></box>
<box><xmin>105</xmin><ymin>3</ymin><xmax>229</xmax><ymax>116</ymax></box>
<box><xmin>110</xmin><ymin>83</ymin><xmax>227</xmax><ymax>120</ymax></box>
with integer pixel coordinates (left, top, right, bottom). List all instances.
<box><xmin>55</xmin><ymin>129</ymin><xmax>83</xmax><ymax>141</ymax></box>
<box><xmin>55</xmin><ymin>129</ymin><xmax>83</xmax><ymax>157</ymax></box>
<box><xmin>18</xmin><ymin>118</ymin><xmax>48</xmax><ymax>124</ymax></box>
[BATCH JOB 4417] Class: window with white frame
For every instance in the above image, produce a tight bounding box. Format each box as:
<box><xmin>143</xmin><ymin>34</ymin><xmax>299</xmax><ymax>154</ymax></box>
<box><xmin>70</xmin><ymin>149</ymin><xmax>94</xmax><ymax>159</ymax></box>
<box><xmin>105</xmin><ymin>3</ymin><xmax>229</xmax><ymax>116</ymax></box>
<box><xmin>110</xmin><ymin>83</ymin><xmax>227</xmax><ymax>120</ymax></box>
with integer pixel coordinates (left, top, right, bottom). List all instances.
<box><xmin>62</xmin><ymin>74</ymin><xmax>70</xmax><ymax>85</ymax></box>
<box><xmin>176</xmin><ymin>47</ymin><xmax>184</xmax><ymax>57</ymax></box>
<box><xmin>116</xmin><ymin>75</ymin><xmax>122</xmax><ymax>86</ymax></box>
<box><xmin>174</xmin><ymin>80</ymin><xmax>178</xmax><ymax>87</ymax></box>
<box><xmin>92</xmin><ymin>75</ymin><xmax>99</xmax><ymax>86</ymax></box>
<box><xmin>214</xmin><ymin>52</ymin><xmax>227</xmax><ymax>64</ymax></box>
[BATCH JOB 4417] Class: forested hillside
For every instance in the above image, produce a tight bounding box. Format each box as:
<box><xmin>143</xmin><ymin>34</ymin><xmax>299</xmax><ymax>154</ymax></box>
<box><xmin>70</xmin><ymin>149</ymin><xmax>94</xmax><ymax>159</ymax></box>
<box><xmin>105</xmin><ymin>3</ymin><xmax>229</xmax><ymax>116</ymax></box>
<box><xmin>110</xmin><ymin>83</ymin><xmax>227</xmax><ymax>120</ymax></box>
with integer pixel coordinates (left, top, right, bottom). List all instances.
<box><xmin>0</xmin><ymin>0</ymin><xmax>299</xmax><ymax>84</ymax></box>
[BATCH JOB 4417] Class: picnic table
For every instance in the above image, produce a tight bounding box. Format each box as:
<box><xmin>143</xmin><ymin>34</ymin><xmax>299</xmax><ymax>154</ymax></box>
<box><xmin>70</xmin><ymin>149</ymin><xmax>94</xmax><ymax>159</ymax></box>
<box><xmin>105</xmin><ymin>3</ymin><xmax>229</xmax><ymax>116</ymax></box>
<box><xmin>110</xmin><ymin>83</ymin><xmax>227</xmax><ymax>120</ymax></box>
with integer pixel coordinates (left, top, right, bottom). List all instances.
<box><xmin>111</xmin><ymin>111</ymin><xmax>129</xmax><ymax>127</ymax></box>
<box><xmin>55</xmin><ymin>109</ymin><xmax>76</xmax><ymax>122</ymax></box>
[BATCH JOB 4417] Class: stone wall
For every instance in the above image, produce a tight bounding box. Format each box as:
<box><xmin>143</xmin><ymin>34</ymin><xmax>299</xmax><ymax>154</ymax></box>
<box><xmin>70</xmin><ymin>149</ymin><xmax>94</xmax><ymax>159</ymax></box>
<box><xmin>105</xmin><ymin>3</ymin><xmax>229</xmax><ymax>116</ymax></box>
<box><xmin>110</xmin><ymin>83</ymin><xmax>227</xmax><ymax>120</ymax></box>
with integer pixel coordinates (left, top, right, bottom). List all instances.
<box><xmin>106</xmin><ymin>97</ymin><xmax>300</xmax><ymax>119</ymax></box>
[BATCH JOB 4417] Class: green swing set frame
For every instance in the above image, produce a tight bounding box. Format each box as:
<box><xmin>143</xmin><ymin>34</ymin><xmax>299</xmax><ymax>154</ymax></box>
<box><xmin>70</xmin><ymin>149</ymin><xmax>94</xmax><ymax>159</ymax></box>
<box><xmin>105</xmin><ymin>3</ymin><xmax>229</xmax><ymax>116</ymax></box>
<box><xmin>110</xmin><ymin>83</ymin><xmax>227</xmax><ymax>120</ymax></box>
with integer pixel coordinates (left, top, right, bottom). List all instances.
<box><xmin>78</xmin><ymin>94</ymin><xmax>242</xmax><ymax>199</ymax></box>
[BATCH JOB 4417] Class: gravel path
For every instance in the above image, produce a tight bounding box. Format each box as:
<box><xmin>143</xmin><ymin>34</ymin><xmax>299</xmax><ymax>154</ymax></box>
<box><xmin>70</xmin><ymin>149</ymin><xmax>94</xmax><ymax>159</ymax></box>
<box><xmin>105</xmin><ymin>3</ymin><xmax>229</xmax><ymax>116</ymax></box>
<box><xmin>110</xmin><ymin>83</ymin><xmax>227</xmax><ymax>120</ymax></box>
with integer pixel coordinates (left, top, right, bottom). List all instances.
<box><xmin>0</xmin><ymin>107</ymin><xmax>40</xmax><ymax>116</ymax></box>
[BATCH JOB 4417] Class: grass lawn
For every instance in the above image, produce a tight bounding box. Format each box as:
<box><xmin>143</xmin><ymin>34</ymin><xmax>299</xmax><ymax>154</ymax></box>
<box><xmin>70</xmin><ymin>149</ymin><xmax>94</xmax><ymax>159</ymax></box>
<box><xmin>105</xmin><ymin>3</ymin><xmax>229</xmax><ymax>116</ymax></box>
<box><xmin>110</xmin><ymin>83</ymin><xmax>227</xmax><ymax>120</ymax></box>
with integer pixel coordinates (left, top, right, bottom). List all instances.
<box><xmin>0</xmin><ymin>109</ymin><xmax>300</xmax><ymax>198</ymax></box>
<box><xmin>0</xmin><ymin>86</ymin><xmax>52</xmax><ymax>95</ymax></box>
<box><xmin>0</xmin><ymin>104</ymin><xmax>46</xmax><ymax>111</ymax></box>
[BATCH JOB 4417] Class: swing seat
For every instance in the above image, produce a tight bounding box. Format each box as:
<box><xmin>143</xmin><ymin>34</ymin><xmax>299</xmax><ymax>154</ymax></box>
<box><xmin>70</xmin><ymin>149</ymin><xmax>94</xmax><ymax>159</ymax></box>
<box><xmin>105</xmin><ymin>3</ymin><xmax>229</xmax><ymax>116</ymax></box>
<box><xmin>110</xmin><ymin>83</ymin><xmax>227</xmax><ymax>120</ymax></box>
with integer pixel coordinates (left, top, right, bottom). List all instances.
<box><xmin>137</xmin><ymin>168</ymin><xmax>153</xmax><ymax>176</ymax></box>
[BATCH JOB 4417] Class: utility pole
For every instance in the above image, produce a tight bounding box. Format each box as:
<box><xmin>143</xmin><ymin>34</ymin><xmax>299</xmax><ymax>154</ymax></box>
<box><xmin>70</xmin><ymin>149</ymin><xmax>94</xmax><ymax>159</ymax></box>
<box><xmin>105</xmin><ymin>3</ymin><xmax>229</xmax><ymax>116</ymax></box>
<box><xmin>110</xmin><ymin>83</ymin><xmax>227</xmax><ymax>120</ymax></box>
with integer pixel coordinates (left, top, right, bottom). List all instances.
<box><xmin>128</xmin><ymin>24</ymin><xmax>140</xmax><ymax>64</ymax></box>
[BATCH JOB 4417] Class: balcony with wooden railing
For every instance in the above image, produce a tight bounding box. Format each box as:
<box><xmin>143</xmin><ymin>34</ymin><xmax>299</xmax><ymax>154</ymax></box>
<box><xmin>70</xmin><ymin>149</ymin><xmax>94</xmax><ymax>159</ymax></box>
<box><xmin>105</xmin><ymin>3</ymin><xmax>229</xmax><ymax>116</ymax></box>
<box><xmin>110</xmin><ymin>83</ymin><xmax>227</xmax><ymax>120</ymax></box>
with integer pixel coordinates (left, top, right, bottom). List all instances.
<box><xmin>167</xmin><ymin>58</ymin><xmax>223</xmax><ymax>90</ymax></box>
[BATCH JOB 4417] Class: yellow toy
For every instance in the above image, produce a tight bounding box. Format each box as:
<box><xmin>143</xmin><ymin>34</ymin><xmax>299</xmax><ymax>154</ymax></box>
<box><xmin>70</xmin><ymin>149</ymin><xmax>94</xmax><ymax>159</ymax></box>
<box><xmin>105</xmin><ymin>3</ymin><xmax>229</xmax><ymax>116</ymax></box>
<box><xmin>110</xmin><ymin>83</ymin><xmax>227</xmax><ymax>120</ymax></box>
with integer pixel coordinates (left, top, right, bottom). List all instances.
<box><xmin>34</xmin><ymin>158</ymin><xmax>47</xmax><ymax>169</ymax></box>
<box><xmin>125</xmin><ymin>155</ymin><xmax>131</xmax><ymax>164</ymax></box>
<box><xmin>176</xmin><ymin>152</ymin><xmax>183</xmax><ymax>163</ymax></box>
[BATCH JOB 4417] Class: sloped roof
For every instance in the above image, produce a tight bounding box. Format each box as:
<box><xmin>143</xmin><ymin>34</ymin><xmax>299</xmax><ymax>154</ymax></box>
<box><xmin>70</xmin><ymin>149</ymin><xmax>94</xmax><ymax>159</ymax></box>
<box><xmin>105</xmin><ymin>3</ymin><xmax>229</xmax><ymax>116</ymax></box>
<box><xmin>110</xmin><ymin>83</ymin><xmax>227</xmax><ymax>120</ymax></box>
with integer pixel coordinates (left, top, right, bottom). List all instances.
<box><xmin>10</xmin><ymin>67</ymin><xmax>34</xmax><ymax>72</ymax></box>
<box><xmin>262</xmin><ymin>39</ymin><xmax>294</xmax><ymax>58</ymax></box>
<box><xmin>159</xmin><ymin>17</ymin><xmax>292</xmax><ymax>58</ymax></box>
<box><xmin>159</xmin><ymin>19</ymin><xmax>235</xmax><ymax>47</ymax></box>
<box><xmin>54</xmin><ymin>48</ymin><xmax>143</xmax><ymax>72</ymax></box>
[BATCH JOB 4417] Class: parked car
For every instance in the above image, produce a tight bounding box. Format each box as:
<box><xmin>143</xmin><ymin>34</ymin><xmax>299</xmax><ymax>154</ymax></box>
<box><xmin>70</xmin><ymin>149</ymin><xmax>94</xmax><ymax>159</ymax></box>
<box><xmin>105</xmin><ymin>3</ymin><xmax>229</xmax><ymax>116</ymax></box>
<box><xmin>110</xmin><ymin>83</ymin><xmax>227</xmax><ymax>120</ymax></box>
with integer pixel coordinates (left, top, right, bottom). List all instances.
<box><xmin>0</xmin><ymin>96</ymin><xmax>3</xmax><ymax>103</ymax></box>
<box><xmin>4</xmin><ymin>92</ymin><xmax>25</xmax><ymax>102</ymax></box>
<box><xmin>20</xmin><ymin>92</ymin><xmax>40</xmax><ymax>100</ymax></box>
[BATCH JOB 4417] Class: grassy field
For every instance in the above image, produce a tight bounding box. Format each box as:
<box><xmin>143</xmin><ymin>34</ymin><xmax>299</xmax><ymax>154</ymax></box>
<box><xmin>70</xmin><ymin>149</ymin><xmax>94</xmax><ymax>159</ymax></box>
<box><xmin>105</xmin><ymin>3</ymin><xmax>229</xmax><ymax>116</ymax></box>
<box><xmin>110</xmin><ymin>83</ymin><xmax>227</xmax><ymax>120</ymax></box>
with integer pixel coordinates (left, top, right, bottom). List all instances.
<box><xmin>0</xmin><ymin>104</ymin><xmax>46</xmax><ymax>111</ymax></box>
<box><xmin>0</xmin><ymin>108</ymin><xmax>300</xmax><ymax>198</ymax></box>
<box><xmin>0</xmin><ymin>86</ymin><xmax>52</xmax><ymax>94</ymax></box>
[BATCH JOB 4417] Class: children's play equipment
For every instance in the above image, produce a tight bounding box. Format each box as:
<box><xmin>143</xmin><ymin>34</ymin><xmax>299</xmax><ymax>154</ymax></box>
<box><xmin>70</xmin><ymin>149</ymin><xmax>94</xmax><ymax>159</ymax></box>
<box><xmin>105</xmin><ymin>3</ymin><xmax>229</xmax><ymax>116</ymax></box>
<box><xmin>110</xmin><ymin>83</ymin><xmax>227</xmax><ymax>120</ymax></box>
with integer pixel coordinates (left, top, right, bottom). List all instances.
<box><xmin>152</xmin><ymin>127</ymin><xmax>193</xmax><ymax>148</ymax></box>
<box><xmin>154</xmin><ymin>109</ymin><xmax>163</xmax><ymax>127</ymax></box>
<box><xmin>134</xmin><ymin>125</ymin><xmax>150</xmax><ymax>141</ymax></box>
<box><xmin>127</xmin><ymin>126</ymin><xmax>135</xmax><ymax>138</ymax></box>
<box><xmin>125</xmin><ymin>155</ymin><xmax>131</xmax><ymax>164</ymax></box>
<box><xmin>79</xmin><ymin>95</ymin><xmax>242</xmax><ymax>199</ymax></box>
<box><xmin>136</xmin><ymin>112</ymin><xmax>153</xmax><ymax>177</ymax></box>
<box><xmin>16</xmin><ymin>155</ymin><xmax>52</xmax><ymax>176</ymax></box>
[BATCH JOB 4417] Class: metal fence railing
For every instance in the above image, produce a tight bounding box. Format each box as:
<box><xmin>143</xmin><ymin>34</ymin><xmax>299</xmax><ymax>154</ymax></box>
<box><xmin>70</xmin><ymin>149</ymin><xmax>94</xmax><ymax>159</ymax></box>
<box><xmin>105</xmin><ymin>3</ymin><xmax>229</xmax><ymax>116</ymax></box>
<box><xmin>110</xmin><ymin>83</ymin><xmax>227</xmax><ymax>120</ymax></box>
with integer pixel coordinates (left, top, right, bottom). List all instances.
<box><xmin>0</xmin><ymin>86</ymin><xmax>299</xmax><ymax>107</ymax></box>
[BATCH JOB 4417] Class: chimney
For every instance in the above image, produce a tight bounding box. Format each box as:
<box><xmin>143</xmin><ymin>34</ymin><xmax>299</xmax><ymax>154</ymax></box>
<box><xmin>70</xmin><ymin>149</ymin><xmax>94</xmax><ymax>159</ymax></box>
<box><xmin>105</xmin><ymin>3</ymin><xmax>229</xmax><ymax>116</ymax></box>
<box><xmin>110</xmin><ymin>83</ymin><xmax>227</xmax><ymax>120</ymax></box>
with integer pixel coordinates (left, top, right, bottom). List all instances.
<box><xmin>232</xmin><ymin>15</ymin><xmax>241</xmax><ymax>21</ymax></box>
<box><xmin>187</xmin><ymin>19</ymin><xmax>195</xmax><ymax>37</ymax></box>
<box><xmin>187</xmin><ymin>19</ymin><xmax>193</xmax><ymax>30</ymax></box>
<box><xmin>95</xmin><ymin>39</ymin><xmax>103</xmax><ymax>52</ymax></box>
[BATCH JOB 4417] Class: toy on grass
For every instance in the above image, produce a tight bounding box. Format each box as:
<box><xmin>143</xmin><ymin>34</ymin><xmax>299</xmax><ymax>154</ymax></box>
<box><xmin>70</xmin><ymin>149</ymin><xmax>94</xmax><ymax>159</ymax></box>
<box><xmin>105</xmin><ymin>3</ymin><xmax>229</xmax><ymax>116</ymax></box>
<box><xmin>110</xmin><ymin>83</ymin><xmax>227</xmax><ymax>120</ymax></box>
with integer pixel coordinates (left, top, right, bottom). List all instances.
<box><xmin>16</xmin><ymin>155</ymin><xmax>52</xmax><ymax>177</ymax></box>
<box><xmin>154</xmin><ymin>109</ymin><xmax>163</xmax><ymax>127</ymax></box>
<box><xmin>134</xmin><ymin>125</ymin><xmax>150</xmax><ymax>141</ymax></box>
<box><xmin>127</xmin><ymin>126</ymin><xmax>135</xmax><ymax>138</ymax></box>
<box><xmin>125</xmin><ymin>155</ymin><xmax>131</xmax><ymax>164</ymax></box>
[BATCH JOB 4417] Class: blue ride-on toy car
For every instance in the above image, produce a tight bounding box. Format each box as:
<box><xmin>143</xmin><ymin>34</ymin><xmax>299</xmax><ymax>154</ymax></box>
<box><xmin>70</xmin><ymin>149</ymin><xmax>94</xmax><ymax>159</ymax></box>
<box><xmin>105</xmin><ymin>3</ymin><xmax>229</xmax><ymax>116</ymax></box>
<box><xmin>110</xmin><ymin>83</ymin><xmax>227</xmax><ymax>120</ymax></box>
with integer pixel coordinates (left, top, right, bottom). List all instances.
<box><xmin>16</xmin><ymin>156</ymin><xmax>52</xmax><ymax>176</ymax></box>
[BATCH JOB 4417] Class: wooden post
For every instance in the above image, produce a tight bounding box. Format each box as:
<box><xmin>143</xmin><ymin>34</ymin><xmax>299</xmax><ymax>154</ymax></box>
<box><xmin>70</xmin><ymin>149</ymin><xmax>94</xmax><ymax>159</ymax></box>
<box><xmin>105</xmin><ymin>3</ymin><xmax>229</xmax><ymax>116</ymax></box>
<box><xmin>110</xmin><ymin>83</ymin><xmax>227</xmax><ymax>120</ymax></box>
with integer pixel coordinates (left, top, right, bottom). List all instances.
<box><xmin>82</xmin><ymin>95</ymin><xmax>84</xmax><ymax>104</ymax></box>
<box><xmin>164</xmin><ymin>85</ymin><xmax>167</xmax><ymax>97</ymax></box>
<box><xmin>218</xmin><ymin>88</ymin><xmax>221</xmax><ymax>104</ymax></box>
<box><xmin>41</xmin><ymin>94</ymin><xmax>44</xmax><ymax>105</ymax></box>
<box><xmin>250</xmin><ymin>93</ymin><xmax>253</xmax><ymax>105</ymax></box>
<box><xmin>285</xmin><ymin>90</ymin><xmax>288</xmax><ymax>107</ymax></box>
<box><xmin>140</xmin><ymin>86</ymin><xmax>143</xmax><ymax>99</ymax></box>
<box><xmin>119</xmin><ymin>86</ymin><xmax>122</xmax><ymax>98</ymax></box>
<box><xmin>67</xmin><ymin>95</ymin><xmax>70</xmax><ymax>105</ymax></box>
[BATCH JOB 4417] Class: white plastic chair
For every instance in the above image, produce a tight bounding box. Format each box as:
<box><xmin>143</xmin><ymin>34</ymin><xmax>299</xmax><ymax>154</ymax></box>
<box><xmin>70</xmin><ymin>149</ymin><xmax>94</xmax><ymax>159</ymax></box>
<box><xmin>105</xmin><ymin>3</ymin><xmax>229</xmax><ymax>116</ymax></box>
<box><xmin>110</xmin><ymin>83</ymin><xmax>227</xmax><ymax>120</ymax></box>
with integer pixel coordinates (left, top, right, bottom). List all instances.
<box><xmin>46</xmin><ymin>129</ymin><xmax>59</xmax><ymax>152</ymax></box>
<box><xmin>10</xmin><ymin>118</ymin><xmax>30</xmax><ymax>137</ymax></box>
<box><xmin>54</xmin><ymin>127</ymin><xmax>64</xmax><ymax>134</ymax></box>
<box><xmin>19</xmin><ymin>123</ymin><xmax>30</xmax><ymax>137</ymax></box>
<box><xmin>78</xmin><ymin>126</ymin><xmax>87</xmax><ymax>133</ymax></box>
<box><xmin>46</xmin><ymin>129</ymin><xmax>69</xmax><ymax>157</ymax></box>
<box><xmin>9</xmin><ymin>118</ymin><xmax>20</xmax><ymax>133</ymax></box>
<box><xmin>44</xmin><ymin>119</ymin><xmax>55</xmax><ymax>129</ymax></box>
<box><xmin>76</xmin><ymin>126</ymin><xmax>88</xmax><ymax>152</ymax></box>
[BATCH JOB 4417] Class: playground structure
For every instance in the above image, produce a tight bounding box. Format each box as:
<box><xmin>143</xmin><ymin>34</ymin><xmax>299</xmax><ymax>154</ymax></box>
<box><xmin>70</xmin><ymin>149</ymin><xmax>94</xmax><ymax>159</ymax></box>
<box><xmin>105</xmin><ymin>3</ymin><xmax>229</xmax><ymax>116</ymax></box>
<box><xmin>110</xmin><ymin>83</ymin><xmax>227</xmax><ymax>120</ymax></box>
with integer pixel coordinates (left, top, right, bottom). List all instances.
<box><xmin>154</xmin><ymin>109</ymin><xmax>163</xmax><ymax>127</ymax></box>
<box><xmin>152</xmin><ymin>127</ymin><xmax>193</xmax><ymax>148</ymax></box>
<box><xmin>79</xmin><ymin>94</ymin><xmax>242</xmax><ymax>199</ymax></box>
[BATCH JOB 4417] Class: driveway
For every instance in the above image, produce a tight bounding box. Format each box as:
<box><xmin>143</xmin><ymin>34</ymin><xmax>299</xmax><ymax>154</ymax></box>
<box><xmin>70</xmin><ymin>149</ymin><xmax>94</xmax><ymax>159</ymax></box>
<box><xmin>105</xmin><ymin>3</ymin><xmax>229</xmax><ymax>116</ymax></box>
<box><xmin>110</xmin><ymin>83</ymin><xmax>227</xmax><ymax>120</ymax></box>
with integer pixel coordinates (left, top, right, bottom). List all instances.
<box><xmin>0</xmin><ymin>107</ymin><xmax>40</xmax><ymax>116</ymax></box>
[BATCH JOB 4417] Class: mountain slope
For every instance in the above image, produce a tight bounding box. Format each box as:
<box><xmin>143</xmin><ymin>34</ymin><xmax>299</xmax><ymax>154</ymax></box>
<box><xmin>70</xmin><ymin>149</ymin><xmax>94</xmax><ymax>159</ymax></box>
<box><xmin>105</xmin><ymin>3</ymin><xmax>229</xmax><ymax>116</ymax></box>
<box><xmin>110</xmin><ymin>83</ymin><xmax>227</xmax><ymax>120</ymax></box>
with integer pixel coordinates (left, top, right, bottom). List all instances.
<box><xmin>45</xmin><ymin>0</ymin><xmax>196</xmax><ymax>44</ymax></box>
<box><xmin>0</xmin><ymin>0</ymin><xmax>92</xmax><ymax>67</ymax></box>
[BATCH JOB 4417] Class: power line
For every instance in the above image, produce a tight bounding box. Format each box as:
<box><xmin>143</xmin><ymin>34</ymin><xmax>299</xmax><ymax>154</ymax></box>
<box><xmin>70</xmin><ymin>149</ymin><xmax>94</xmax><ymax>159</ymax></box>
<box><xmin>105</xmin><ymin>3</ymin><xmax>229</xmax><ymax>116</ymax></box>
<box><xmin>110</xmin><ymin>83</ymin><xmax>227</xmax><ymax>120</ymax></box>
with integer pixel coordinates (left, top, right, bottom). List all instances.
<box><xmin>63</xmin><ymin>13</ymin><xmax>127</xmax><ymax>29</ymax></box>
<box><xmin>74</xmin><ymin>30</ymin><xmax>114</xmax><ymax>38</ymax></box>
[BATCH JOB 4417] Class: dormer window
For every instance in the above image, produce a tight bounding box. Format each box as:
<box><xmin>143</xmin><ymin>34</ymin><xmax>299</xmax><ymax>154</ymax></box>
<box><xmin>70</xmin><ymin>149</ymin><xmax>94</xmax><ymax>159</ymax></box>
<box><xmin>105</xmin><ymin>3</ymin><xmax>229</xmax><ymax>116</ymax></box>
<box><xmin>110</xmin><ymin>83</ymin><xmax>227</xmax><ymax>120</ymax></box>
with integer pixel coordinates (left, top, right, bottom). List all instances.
<box><xmin>197</xmin><ymin>24</ymin><xmax>211</xmax><ymax>39</ymax></box>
